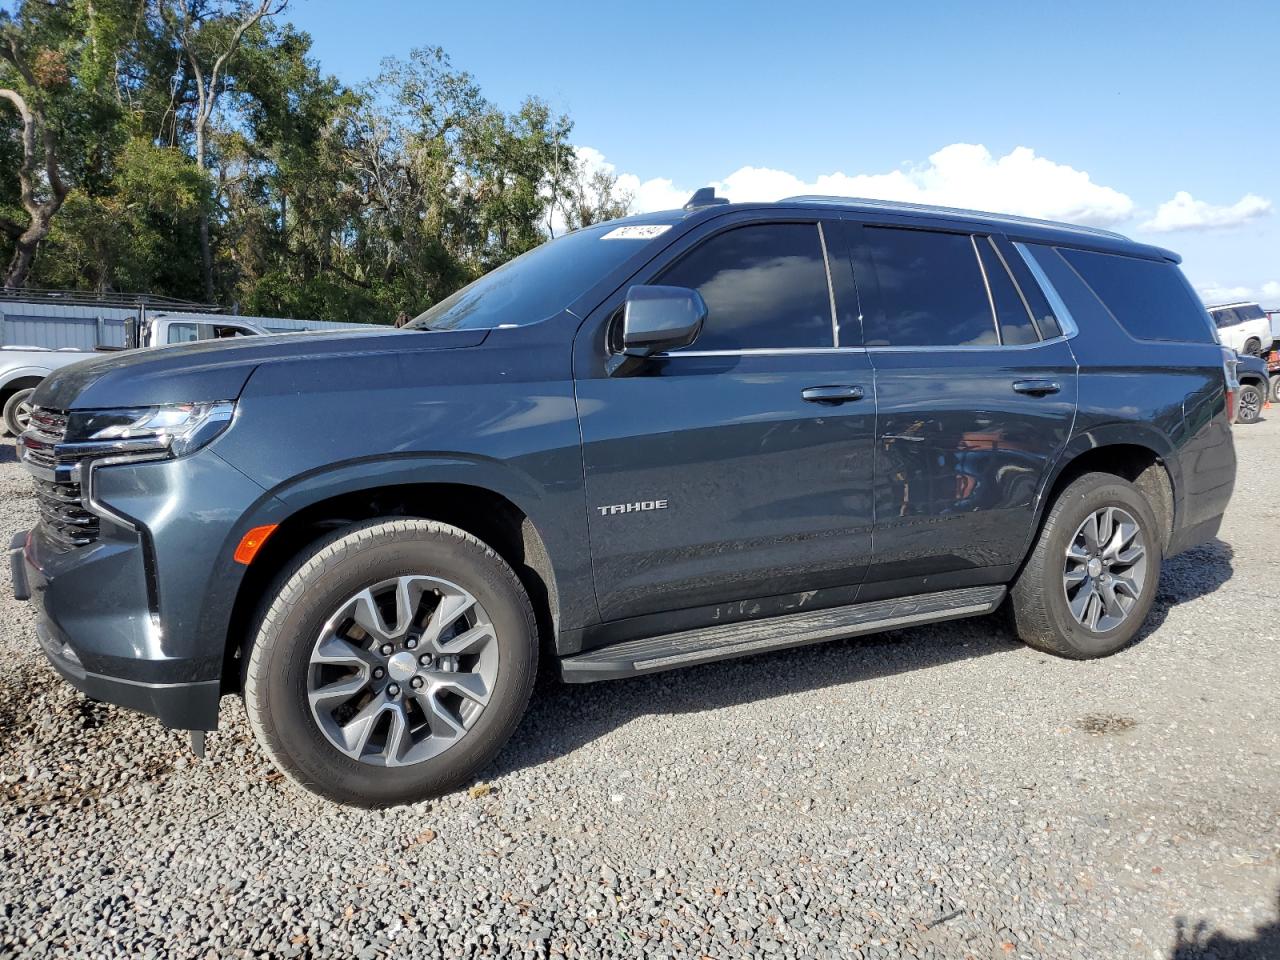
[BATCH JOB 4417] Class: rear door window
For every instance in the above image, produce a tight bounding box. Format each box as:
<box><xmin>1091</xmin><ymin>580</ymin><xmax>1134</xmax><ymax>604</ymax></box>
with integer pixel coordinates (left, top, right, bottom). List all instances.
<box><xmin>1212</xmin><ymin>309</ymin><xmax>1238</xmax><ymax>329</ymax></box>
<box><xmin>1058</xmin><ymin>248</ymin><xmax>1214</xmax><ymax>343</ymax></box>
<box><xmin>656</xmin><ymin>222</ymin><xmax>835</xmax><ymax>351</ymax></box>
<box><xmin>862</xmin><ymin>227</ymin><xmax>998</xmax><ymax>347</ymax></box>
<box><xmin>975</xmin><ymin>237</ymin><xmax>1039</xmax><ymax>345</ymax></box>
<box><xmin>994</xmin><ymin>235</ymin><xmax>1062</xmax><ymax>338</ymax></box>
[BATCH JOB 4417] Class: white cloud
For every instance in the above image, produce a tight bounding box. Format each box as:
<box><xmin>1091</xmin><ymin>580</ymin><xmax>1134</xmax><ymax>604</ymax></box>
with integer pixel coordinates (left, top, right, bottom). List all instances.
<box><xmin>1140</xmin><ymin>191</ymin><xmax>1272</xmax><ymax>233</ymax></box>
<box><xmin>585</xmin><ymin>143</ymin><xmax>1137</xmax><ymax>227</ymax></box>
<box><xmin>1194</xmin><ymin>279</ymin><xmax>1280</xmax><ymax>304</ymax></box>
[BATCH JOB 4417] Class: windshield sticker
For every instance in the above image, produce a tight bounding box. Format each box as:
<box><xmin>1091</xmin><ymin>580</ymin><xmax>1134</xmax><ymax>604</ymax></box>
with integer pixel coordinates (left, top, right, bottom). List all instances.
<box><xmin>600</xmin><ymin>224</ymin><xmax>672</xmax><ymax>241</ymax></box>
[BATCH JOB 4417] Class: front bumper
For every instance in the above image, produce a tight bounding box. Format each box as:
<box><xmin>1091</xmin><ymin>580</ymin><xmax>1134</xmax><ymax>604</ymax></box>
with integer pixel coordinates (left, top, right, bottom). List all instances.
<box><xmin>10</xmin><ymin>447</ymin><xmax>271</xmax><ymax>731</ymax></box>
<box><xmin>12</xmin><ymin>526</ymin><xmax>223</xmax><ymax>730</ymax></box>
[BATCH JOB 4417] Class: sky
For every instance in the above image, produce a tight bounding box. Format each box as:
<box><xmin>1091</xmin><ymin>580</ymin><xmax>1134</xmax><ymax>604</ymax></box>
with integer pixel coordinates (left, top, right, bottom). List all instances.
<box><xmin>288</xmin><ymin>0</ymin><xmax>1280</xmax><ymax>305</ymax></box>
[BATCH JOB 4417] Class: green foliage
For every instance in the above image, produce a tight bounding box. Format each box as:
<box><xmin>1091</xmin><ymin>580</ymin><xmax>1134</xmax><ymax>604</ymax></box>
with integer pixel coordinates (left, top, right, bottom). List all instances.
<box><xmin>0</xmin><ymin>2</ymin><xmax>633</xmax><ymax>321</ymax></box>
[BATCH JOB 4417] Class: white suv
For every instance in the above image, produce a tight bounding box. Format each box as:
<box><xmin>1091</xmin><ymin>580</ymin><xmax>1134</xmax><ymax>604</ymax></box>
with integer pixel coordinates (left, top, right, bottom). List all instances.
<box><xmin>1208</xmin><ymin>301</ymin><xmax>1273</xmax><ymax>355</ymax></box>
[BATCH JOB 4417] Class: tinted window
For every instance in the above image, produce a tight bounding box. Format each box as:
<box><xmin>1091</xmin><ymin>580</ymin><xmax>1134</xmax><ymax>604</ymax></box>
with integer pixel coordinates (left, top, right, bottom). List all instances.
<box><xmin>976</xmin><ymin>237</ymin><xmax>1038</xmax><ymax>345</ymax></box>
<box><xmin>995</xmin><ymin>236</ymin><xmax>1061</xmax><ymax>338</ymax></box>
<box><xmin>1235</xmin><ymin>304</ymin><xmax>1265</xmax><ymax>322</ymax></box>
<box><xmin>1059</xmin><ymin>248</ymin><xmax>1213</xmax><ymax>343</ymax></box>
<box><xmin>657</xmin><ymin>223</ymin><xmax>834</xmax><ymax>350</ymax></box>
<box><xmin>864</xmin><ymin>228</ymin><xmax>997</xmax><ymax>347</ymax></box>
<box><xmin>409</xmin><ymin>219</ymin><xmax>677</xmax><ymax>331</ymax></box>
<box><xmin>1211</xmin><ymin>308</ymin><xmax>1239</xmax><ymax>329</ymax></box>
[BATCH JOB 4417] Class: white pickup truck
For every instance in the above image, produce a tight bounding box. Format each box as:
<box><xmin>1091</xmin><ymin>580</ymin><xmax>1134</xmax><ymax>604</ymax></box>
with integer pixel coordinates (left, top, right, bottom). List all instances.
<box><xmin>1</xmin><ymin>314</ymin><xmax>273</xmax><ymax>436</ymax></box>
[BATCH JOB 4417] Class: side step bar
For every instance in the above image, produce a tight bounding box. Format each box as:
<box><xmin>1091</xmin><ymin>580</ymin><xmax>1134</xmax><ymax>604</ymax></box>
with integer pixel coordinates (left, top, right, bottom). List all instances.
<box><xmin>560</xmin><ymin>585</ymin><xmax>1006</xmax><ymax>683</ymax></box>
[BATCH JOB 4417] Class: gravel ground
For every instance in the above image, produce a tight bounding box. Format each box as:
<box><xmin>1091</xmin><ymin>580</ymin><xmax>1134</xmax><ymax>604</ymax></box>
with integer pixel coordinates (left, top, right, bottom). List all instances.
<box><xmin>1</xmin><ymin>419</ymin><xmax>1277</xmax><ymax>960</ymax></box>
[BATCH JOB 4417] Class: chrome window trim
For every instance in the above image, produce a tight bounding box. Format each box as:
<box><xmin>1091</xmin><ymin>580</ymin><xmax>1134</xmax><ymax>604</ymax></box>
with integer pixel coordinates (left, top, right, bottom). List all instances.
<box><xmin>817</xmin><ymin>222</ymin><xmax>840</xmax><ymax>348</ymax></box>
<box><xmin>970</xmin><ymin>234</ymin><xmax>1003</xmax><ymax>346</ymax></box>
<box><xmin>1012</xmin><ymin>242</ymin><xmax>1080</xmax><ymax>339</ymax></box>
<box><xmin>985</xmin><ymin>236</ymin><xmax>1043</xmax><ymax>339</ymax></box>
<box><xmin>656</xmin><ymin>346</ymin><xmax>868</xmax><ymax>358</ymax></box>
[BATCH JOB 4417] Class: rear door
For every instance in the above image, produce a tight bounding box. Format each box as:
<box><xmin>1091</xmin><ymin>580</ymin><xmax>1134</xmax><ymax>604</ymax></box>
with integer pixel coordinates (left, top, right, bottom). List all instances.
<box><xmin>574</xmin><ymin>213</ymin><xmax>878</xmax><ymax>622</ymax></box>
<box><xmin>849</xmin><ymin>222</ymin><xmax>1079</xmax><ymax>591</ymax></box>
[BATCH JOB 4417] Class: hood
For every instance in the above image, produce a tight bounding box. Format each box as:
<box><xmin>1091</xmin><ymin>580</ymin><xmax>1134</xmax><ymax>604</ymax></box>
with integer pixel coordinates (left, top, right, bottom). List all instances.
<box><xmin>32</xmin><ymin>327</ymin><xmax>489</xmax><ymax>411</ymax></box>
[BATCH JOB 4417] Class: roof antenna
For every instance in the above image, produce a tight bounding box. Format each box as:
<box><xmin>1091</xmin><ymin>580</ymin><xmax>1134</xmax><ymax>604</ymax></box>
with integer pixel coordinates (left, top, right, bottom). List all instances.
<box><xmin>684</xmin><ymin>187</ymin><xmax>729</xmax><ymax>211</ymax></box>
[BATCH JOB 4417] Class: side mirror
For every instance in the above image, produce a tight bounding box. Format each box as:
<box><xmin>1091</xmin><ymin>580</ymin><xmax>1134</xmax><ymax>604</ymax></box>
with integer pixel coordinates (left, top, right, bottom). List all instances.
<box><xmin>609</xmin><ymin>285</ymin><xmax>706</xmax><ymax>375</ymax></box>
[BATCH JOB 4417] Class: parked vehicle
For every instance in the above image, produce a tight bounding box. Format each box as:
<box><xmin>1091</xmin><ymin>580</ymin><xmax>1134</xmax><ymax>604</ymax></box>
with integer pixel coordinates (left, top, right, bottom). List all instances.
<box><xmin>10</xmin><ymin>192</ymin><xmax>1237</xmax><ymax>807</ymax></box>
<box><xmin>1</xmin><ymin>298</ymin><xmax>371</xmax><ymax>436</ymax></box>
<box><xmin>1265</xmin><ymin>342</ymin><xmax>1280</xmax><ymax>402</ymax></box>
<box><xmin>1207</xmin><ymin>301</ymin><xmax>1273</xmax><ymax>355</ymax></box>
<box><xmin>1</xmin><ymin>347</ymin><xmax>90</xmax><ymax>436</ymax></box>
<box><xmin>1234</xmin><ymin>352</ymin><xmax>1270</xmax><ymax>424</ymax></box>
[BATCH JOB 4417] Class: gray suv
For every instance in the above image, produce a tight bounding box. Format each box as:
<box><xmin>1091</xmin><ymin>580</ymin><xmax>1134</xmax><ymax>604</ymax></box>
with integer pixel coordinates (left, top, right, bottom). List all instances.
<box><xmin>10</xmin><ymin>194</ymin><xmax>1237</xmax><ymax>806</ymax></box>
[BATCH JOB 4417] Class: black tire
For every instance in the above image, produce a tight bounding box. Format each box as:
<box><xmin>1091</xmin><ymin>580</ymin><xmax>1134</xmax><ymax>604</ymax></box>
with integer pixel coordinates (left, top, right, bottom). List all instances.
<box><xmin>243</xmin><ymin>518</ymin><xmax>538</xmax><ymax>807</ymax></box>
<box><xmin>1270</xmin><ymin>375</ymin><xmax>1280</xmax><ymax>404</ymax></box>
<box><xmin>1010</xmin><ymin>472</ymin><xmax>1162</xmax><ymax>659</ymax></box>
<box><xmin>3</xmin><ymin>388</ymin><xmax>34</xmax><ymax>437</ymax></box>
<box><xmin>1236</xmin><ymin>383</ymin><xmax>1264</xmax><ymax>424</ymax></box>
<box><xmin>1242</xmin><ymin>338</ymin><xmax>1262</xmax><ymax>357</ymax></box>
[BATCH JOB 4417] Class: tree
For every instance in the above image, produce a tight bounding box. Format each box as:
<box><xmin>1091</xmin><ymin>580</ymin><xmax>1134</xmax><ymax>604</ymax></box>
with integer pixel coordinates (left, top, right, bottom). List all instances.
<box><xmin>158</xmin><ymin>0</ymin><xmax>286</xmax><ymax>300</ymax></box>
<box><xmin>0</xmin><ymin>17</ymin><xmax>72</xmax><ymax>288</ymax></box>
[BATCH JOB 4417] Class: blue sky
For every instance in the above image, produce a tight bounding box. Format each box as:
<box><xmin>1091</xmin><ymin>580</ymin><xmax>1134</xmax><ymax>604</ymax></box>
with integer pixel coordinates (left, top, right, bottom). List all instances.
<box><xmin>292</xmin><ymin>0</ymin><xmax>1279</xmax><ymax>303</ymax></box>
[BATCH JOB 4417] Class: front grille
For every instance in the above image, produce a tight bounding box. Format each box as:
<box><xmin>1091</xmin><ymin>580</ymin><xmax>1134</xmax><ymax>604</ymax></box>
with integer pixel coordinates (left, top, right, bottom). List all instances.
<box><xmin>20</xmin><ymin>407</ymin><xmax>101</xmax><ymax>550</ymax></box>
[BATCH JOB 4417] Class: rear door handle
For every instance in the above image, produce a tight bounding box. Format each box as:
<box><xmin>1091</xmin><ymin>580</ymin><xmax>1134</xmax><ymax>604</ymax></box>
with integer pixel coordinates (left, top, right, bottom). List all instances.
<box><xmin>802</xmin><ymin>384</ymin><xmax>865</xmax><ymax>404</ymax></box>
<box><xmin>1012</xmin><ymin>379</ymin><xmax>1061</xmax><ymax>396</ymax></box>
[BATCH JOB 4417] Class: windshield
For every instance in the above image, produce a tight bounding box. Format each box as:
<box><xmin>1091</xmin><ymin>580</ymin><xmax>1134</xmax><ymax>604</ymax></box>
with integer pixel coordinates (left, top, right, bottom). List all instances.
<box><xmin>408</xmin><ymin>221</ymin><xmax>675</xmax><ymax>331</ymax></box>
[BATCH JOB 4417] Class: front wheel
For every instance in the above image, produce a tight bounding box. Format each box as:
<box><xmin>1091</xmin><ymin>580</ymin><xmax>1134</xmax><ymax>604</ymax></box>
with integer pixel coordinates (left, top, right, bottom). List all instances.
<box><xmin>243</xmin><ymin>518</ymin><xmax>538</xmax><ymax>807</ymax></box>
<box><xmin>3</xmin><ymin>388</ymin><xmax>34</xmax><ymax>437</ymax></box>
<box><xmin>1236</xmin><ymin>383</ymin><xmax>1264</xmax><ymax>424</ymax></box>
<box><xmin>1010</xmin><ymin>472</ymin><xmax>1162</xmax><ymax>659</ymax></box>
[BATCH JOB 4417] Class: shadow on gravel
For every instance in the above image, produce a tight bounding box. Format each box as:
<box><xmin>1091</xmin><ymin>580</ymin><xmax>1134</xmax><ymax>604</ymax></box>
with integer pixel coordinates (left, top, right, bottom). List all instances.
<box><xmin>1170</xmin><ymin>890</ymin><xmax>1280</xmax><ymax>960</ymax></box>
<box><xmin>494</xmin><ymin>608</ymin><xmax>1023</xmax><ymax>779</ymax></box>
<box><xmin>0</xmin><ymin>443</ymin><xmax>17</xmax><ymax>465</ymax></box>
<box><xmin>492</xmin><ymin>538</ymin><xmax>1236</xmax><ymax>780</ymax></box>
<box><xmin>1138</xmin><ymin>538</ymin><xmax>1235</xmax><ymax>641</ymax></box>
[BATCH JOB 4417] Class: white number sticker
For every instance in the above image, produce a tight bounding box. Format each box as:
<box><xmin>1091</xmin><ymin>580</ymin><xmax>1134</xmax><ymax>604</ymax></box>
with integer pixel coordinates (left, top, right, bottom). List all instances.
<box><xmin>600</xmin><ymin>224</ymin><xmax>671</xmax><ymax>240</ymax></box>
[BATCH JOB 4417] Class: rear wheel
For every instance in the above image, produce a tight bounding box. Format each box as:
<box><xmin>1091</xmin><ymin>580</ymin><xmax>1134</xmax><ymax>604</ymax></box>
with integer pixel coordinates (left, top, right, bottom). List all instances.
<box><xmin>3</xmin><ymin>388</ymin><xmax>34</xmax><ymax>437</ymax></box>
<box><xmin>243</xmin><ymin>518</ymin><xmax>538</xmax><ymax>807</ymax></box>
<box><xmin>1242</xmin><ymin>337</ymin><xmax>1262</xmax><ymax>356</ymax></box>
<box><xmin>1236</xmin><ymin>383</ymin><xmax>1264</xmax><ymax>424</ymax></box>
<box><xmin>1010</xmin><ymin>473</ymin><xmax>1162</xmax><ymax>659</ymax></box>
<box><xmin>1269</xmin><ymin>375</ymin><xmax>1280</xmax><ymax>404</ymax></box>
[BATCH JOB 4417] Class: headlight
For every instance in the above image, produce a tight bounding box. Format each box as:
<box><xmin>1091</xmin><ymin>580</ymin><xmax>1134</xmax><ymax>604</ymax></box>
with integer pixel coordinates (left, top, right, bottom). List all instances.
<box><xmin>64</xmin><ymin>401</ymin><xmax>236</xmax><ymax>460</ymax></box>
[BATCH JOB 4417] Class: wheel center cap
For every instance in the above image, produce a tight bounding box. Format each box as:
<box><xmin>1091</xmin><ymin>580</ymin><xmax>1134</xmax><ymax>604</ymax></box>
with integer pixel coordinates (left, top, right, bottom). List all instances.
<box><xmin>1087</xmin><ymin>557</ymin><xmax>1103</xmax><ymax>578</ymax></box>
<box><xmin>387</xmin><ymin>651</ymin><xmax>418</xmax><ymax>682</ymax></box>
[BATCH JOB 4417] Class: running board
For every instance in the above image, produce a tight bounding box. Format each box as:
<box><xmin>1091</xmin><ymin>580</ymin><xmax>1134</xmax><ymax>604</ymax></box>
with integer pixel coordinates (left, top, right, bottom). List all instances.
<box><xmin>560</xmin><ymin>585</ymin><xmax>1006</xmax><ymax>683</ymax></box>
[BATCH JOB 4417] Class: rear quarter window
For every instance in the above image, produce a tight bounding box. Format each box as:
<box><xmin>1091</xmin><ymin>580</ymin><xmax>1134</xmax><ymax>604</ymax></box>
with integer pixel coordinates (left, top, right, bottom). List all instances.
<box><xmin>1058</xmin><ymin>248</ymin><xmax>1213</xmax><ymax>343</ymax></box>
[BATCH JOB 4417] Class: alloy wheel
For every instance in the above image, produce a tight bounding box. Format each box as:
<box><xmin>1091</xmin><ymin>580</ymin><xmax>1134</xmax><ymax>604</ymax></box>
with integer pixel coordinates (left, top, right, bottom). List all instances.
<box><xmin>307</xmin><ymin>575</ymin><xmax>499</xmax><ymax>766</ymax></box>
<box><xmin>1062</xmin><ymin>506</ymin><xmax>1148</xmax><ymax>633</ymax></box>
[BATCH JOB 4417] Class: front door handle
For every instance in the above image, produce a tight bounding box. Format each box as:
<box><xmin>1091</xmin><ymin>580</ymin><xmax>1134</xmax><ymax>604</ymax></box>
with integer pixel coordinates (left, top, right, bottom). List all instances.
<box><xmin>1012</xmin><ymin>379</ymin><xmax>1061</xmax><ymax>396</ymax></box>
<box><xmin>802</xmin><ymin>384</ymin><xmax>865</xmax><ymax>404</ymax></box>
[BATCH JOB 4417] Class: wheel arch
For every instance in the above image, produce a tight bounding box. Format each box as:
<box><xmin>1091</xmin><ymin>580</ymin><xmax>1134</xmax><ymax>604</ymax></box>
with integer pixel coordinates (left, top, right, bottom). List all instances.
<box><xmin>222</xmin><ymin>467</ymin><xmax>563</xmax><ymax>689</ymax></box>
<box><xmin>1032</xmin><ymin>429</ymin><xmax>1179</xmax><ymax>557</ymax></box>
<box><xmin>1</xmin><ymin>374</ymin><xmax>46</xmax><ymax>405</ymax></box>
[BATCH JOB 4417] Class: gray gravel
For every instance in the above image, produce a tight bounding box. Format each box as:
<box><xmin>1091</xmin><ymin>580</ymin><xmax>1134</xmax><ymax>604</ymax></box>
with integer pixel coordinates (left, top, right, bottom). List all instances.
<box><xmin>1</xmin><ymin>421</ymin><xmax>1278</xmax><ymax>959</ymax></box>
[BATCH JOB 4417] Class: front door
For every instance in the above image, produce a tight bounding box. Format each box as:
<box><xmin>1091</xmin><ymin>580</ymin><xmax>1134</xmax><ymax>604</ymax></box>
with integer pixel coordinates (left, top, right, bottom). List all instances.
<box><xmin>850</xmin><ymin>222</ymin><xmax>1078</xmax><ymax>587</ymax></box>
<box><xmin>574</xmin><ymin>217</ymin><xmax>878</xmax><ymax>622</ymax></box>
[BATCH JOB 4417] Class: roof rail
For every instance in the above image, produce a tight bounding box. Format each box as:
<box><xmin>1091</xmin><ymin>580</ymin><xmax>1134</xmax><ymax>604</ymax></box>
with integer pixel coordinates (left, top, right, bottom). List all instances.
<box><xmin>780</xmin><ymin>196</ymin><xmax>1130</xmax><ymax>241</ymax></box>
<box><xmin>0</xmin><ymin>286</ymin><xmax>222</xmax><ymax>312</ymax></box>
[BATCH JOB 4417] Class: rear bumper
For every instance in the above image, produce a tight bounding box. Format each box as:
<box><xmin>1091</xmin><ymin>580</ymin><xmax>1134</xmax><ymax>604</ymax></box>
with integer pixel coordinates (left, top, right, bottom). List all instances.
<box><xmin>1166</xmin><ymin>511</ymin><xmax>1224</xmax><ymax>557</ymax></box>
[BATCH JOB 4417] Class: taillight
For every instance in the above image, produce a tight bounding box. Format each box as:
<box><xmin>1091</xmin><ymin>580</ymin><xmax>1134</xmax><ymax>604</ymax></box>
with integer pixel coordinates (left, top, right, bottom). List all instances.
<box><xmin>1222</xmin><ymin>346</ymin><xmax>1239</xmax><ymax>420</ymax></box>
